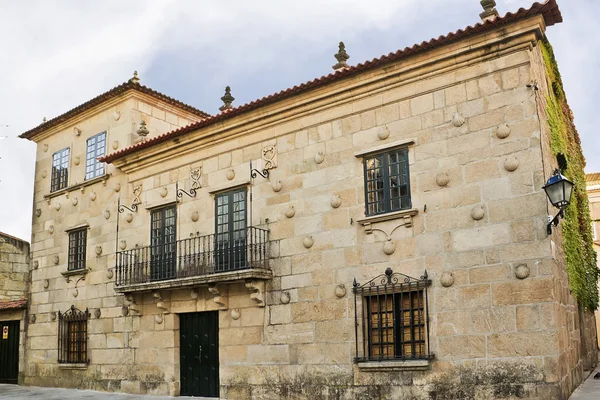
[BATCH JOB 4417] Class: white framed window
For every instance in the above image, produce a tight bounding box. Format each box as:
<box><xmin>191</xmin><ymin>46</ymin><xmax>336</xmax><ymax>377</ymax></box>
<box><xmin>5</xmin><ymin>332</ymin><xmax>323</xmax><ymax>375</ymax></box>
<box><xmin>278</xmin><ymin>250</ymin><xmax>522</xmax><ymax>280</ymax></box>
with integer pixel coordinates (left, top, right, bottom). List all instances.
<box><xmin>85</xmin><ymin>132</ymin><xmax>106</xmax><ymax>180</ymax></box>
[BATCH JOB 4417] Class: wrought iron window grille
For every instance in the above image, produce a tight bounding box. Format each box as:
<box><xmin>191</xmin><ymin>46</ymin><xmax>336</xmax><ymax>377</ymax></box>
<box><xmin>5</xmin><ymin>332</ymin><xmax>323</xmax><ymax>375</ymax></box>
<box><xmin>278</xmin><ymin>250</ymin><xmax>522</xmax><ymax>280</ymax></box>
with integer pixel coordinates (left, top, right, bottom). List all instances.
<box><xmin>58</xmin><ymin>305</ymin><xmax>89</xmax><ymax>364</ymax></box>
<box><xmin>353</xmin><ymin>268</ymin><xmax>433</xmax><ymax>363</ymax></box>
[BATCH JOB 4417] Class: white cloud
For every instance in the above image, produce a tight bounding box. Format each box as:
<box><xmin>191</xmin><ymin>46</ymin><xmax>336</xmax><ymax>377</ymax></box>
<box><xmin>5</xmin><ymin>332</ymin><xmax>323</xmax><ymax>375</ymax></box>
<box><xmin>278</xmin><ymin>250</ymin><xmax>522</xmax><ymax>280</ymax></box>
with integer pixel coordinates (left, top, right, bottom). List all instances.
<box><xmin>0</xmin><ymin>0</ymin><xmax>597</xmax><ymax>241</ymax></box>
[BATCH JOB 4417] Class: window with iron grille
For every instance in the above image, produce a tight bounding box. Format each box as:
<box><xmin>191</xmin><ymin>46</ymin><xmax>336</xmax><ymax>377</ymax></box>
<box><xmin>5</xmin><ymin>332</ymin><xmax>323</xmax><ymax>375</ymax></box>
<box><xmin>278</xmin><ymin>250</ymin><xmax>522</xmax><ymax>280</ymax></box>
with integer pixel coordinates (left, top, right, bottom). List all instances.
<box><xmin>51</xmin><ymin>147</ymin><xmax>70</xmax><ymax>192</ymax></box>
<box><xmin>353</xmin><ymin>268</ymin><xmax>433</xmax><ymax>362</ymax></box>
<box><xmin>363</xmin><ymin>147</ymin><xmax>411</xmax><ymax>216</ymax></box>
<box><xmin>58</xmin><ymin>305</ymin><xmax>89</xmax><ymax>364</ymax></box>
<box><xmin>68</xmin><ymin>229</ymin><xmax>87</xmax><ymax>271</ymax></box>
<box><xmin>85</xmin><ymin>132</ymin><xmax>106</xmax><ymax>180</ymax></box>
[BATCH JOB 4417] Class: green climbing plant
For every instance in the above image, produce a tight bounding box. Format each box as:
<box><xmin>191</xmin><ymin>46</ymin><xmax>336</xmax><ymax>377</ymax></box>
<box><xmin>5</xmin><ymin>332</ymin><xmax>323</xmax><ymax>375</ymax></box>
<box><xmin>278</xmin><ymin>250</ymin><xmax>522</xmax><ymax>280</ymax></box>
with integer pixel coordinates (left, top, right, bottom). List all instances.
<box><xmin>540</xmin><ymin>39</ymin><xmax>599</xmax><ymax>310</ymax></box>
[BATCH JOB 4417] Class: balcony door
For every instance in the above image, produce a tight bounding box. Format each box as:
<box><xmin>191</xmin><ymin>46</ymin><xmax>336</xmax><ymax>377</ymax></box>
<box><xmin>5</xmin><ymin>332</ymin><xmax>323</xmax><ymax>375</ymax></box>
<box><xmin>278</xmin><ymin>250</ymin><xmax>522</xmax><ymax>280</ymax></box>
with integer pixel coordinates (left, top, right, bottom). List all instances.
<box><xmin>151</xmin><ymin>205</ymin><xmax>177</xmax><ymax>281</ymax></box>
<box><xmin>215</xmin><ymin>188</ymin><xmax>247</xmax><ymax>272</ymax></box>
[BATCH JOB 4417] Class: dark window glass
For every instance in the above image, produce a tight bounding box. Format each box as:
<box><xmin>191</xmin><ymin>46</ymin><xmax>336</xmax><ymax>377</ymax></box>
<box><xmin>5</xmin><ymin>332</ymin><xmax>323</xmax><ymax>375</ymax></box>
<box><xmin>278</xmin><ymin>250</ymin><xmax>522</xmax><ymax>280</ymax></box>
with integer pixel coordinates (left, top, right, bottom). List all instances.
<box><xmin>215</xmin><ymin>188</ymin><xmax>247</xmax><ymax>271</ymax></box>
<box><xmin>51</xmin><ymin>148</ymin><xmax>70</xmax><ymax>192</ymax></box>
<box><xmin>150</xmin><ymin>206</ymin><xmax>177</xmax><ymax>281</ymax></box>
<box><xmin>58</xmin><ymin>306</ymin><xmax>88</xmax><ymax>364</ymax></box>
<box><xmin>363</xmin><ymin>148</ymin><xmax>411</xmax><ymax>216</ymax></box>
<box><xmin>85</xmin><ymin>132</ymin><xmax>106</xmax><ymax>180</ymax></box>
<box><xmin>68</xmin><ymin>229</ymin><xmax>87</xmax><ymax>271</ymax></box>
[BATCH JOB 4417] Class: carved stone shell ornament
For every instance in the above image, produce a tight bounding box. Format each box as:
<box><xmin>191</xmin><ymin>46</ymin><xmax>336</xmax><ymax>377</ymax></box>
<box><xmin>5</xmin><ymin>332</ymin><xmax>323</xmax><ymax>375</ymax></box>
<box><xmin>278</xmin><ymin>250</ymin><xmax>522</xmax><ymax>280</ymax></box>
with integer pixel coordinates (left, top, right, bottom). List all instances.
<box><xmin>104</xmin><ymin>210</ymin><xmax>111</xmax><ymax>220</ymax></box>
<box><xmin>43</xmin><ymin>144</ymin><xmax>48</xmax><ymax>153</ymax></box>
<box><xmin>30</xmin><ymin>315</ymin><xmax>36</xmax><ymax>323</ymax></box>
<box><xmin>452</xmin><ymin>112</ymin><xmax>466</xmax><ymax>127</ymax></box>
<box><xmin>335</xmin><ymin>284</ymin><xmax>347</xmax><ymax>298</ymax></box>
<box><xmin>271</xmin><ymin>180</ymin><xmax>283</xmax><ymax>193</ymax></box>
<box><xmin>94</xmin><ymin>309</ymin><xmax>101</xmax><ymax>318</ymax></box>
<box><xmin>330</xmin><ymin>195</ymin><xmax>342</xmax><ymax>209</ymax></box>
<box><xmin>120</xmin><ymin>240</ymin><xmax>127</xmax><ymax>250</ymax></box>
<box><xmin>155</xmin><ymin>314</ymin><xmax>164</xmax><ymax>324</ymax></box>
<box><xmin>113</xmin><ymin>111</ymin><xmax>121</xmax><ymax>121</ymax></box>
<box><xmin>440</xmin><ymin>272</ymin><xmax>455</xmax><ymax>288</ymax></box>
<box><xmin>378</xmin><ymin>126</ymin><xmax>390</xmax><ymax>140</ymax></box>
<box><xmin>121</xmin><ymin>306</ymin><xmax>129</xmax><ymax>316</ymax></box>
<box><xmin>436</xmin><ymin>172</ymin><xmax>450</xmax><ymax>187</ymax></box>
<box><xmin>36</xmin><ymin>209</ymin><xmax>42</xmax><ymax>217</ymax></box>
<box><xmin>106</xmin><ymin>269</ymin><xmax>114</xmax><ymax>279</ymax></box>
<box><xmin>496</xmin><ymin>124</ymin><xmax>511</xmax><ymax>139</ymax></box>
<box><xmin>95</xmin><ymin>246</ymin><xmax>102</xmax><ymax>256</ymax></box>
<box><xmin>33</xmin><ymin>260</ymin><xmax>39</xmax><ymax>269</ymax></box>
<box><xmin>73</xmin><ymin>157</ymin><xmax>80</xmax><ymax>166</ymax></box>
<box><xmin>71</xmin><ymin>197</ymin><xmax>78</xmax><ymax>206</ymax></box>
<box><xmin>383</xmin><ymin>239</ymin><xmax>396</xmax><ymax>255</ymax></box>
<box><xmin>515</xmin><ymin>264</ymin><xmax>530</xmax><ymax>280</ymax></box>
<box><xmin>41</xmin><ymin>170</ymin><xmax>47</xmax><ymax>179</ymax></box>
<box><xmin>471</xmin><ymin>205</ymin><xmax>485</xmax><ymax>221</ymax></box>
<box><xmin>54</xmin><ymin>202</ymin><xmax>61</xmax><ymax>211</ymax></box>
<box><xmin>43</xmin><ymin>279</ymin><xmax>49</xmax><ymax>289</ymax></box>
<box><xmin>226</xmin><ymin>169</ymin><xmax>235</xmax><ymax>180</ymax></box>
<box><xmin>112</xmin><ymin>141</ymin><xmax>119</xmax><ymax>150</ymax></box>
<box><xmin>73</xmin><ymin>127</ymin><xmax>81</xmax><ymax>136</ymax></box>
<box><xmin>114</xmin><ymin>183</ymin><xmax>121</xmax><ymax>193</ymax></box>
<box><xmin>50</xmin><ymin>312</ymin><xmax>57</xmax><ymax>321</ymax></box>
<box><xmin>285</xmin><ymin>206</ymin><xmax>296</xmax><ymax>219</ymax></box>
<box><xmin>314</xmin><ymin>152</ymin><xmax>325</xmax><ymax>165</ymax></box>
<box><xmin>191</xmin><ymin>211</ymin><xmax>199</xmax><ymax>222</ymax></box>
<box><xmin>231</xmin><ymin>309</ymin><xmax>241</xmax><ymax>320</ymax></box>
<box><xmin>504</xmin><ymin>157</ymin><xmax>519</xmax><ymax>172</ymax></box>
<box><xmin>280</xmin><ymin>291</ymin><xmax>291</xmax><ymax>304</ymax></box>
<box><xmin>90</xmin><ymin>192</ymin><xmax>97</xmax><ymax>201</ymax></box>
<box><xmin>48</xmin><ymin>225</ymin><xmax>54</xmax><ymax>234</ymax></box>
<box><xmin>125</xmin><ymin>213</ymin><xmax>133</xmax><ymax>223</ymax></box>
<box><xmin>72</xmin><ymin>288</ymin><xmax>79</xmax><ymax>298</ymax></box>
<box><xmin>52</xmin><ymin>255</ymin><xmax>59</xmax><ymax>265</ymax></box>
<box><xmin>303</xmin><ymin>236</ymin><xmax>314</xmax><ymax>249</ymax></box>
<box><xmin>160</xmin><ymin>187</ymin><xmax>168</xmax><ymax>198</ymax></box>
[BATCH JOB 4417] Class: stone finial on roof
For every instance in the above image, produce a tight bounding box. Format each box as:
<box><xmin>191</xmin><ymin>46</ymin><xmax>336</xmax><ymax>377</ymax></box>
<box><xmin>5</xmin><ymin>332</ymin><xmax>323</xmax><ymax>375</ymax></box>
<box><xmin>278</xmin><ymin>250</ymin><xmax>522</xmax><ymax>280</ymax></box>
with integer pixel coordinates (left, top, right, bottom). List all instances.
<box><xmin>480</xmin><ymin>0</ymin><xmax>499</xmax><ymax>22</ymax></box>
<box><xmin>137</xmin><ymin>120</ymin><xmax>149</xmax><ymax>138</ymax></box>
<box><xmin>332</xmin><ymin>42</ymin><xmax>350</xmax><ymax>71</ymax></box>
<box><xmin>42</xmin><ymin>117</ymin><xmax>46</xmax><ymax>123</ymax></box>
<box><xmin>129</xmin><ymin>71</ymin><xmax>140</xmax><ymax>85</ymax></box>
<box><xmin>219</xmin><ymin>86</ymin><xmax>235</xmax><ymax>112</ymax></box>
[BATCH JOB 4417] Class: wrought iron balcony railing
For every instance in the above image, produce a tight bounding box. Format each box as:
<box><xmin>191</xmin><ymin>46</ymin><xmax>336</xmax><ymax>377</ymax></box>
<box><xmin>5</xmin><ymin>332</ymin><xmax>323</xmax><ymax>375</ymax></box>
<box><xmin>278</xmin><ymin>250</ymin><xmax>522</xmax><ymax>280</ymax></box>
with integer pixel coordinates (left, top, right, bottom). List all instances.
<box><xmin>115</xmin><ymin>227</ymin><xmax>269</xmax><ymax>287</ymax></box>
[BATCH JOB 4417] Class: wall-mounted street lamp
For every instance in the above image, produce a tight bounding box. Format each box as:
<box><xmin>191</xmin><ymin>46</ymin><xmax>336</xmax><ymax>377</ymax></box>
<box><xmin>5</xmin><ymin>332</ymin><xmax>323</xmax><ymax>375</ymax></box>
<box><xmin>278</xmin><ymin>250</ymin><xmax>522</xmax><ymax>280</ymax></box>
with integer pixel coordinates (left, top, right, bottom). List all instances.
<box><xmin>543</xmin><ymin>169</ymin><xmax>574</xmax><ymax>235</ymax></box>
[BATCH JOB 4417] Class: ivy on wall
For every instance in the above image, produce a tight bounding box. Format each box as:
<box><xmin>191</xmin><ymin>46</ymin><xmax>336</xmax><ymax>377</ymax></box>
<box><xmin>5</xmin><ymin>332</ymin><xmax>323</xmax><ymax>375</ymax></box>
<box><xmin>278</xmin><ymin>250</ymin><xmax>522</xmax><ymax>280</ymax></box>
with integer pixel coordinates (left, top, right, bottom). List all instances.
<box><xmin>540</xmin><ymin>39</ymin><xmax>599</xmax><ymax>310</ymax></box>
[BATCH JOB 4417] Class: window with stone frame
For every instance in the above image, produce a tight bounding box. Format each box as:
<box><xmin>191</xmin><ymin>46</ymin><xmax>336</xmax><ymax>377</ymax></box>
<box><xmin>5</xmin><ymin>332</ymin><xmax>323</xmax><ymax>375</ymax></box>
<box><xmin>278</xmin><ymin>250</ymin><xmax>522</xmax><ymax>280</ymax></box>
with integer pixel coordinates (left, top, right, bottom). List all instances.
<box><xmin>353</xmin><ymin>268</ymin><xmax>433</xmax><ymax>362</ymax></box>
<box><xmin>85</xmin><ymin>132</ymin><xmax>106</xmax><ymax>180</ymax></box>
<box><xmin>51</xmin><ymin>147</ymin><xmax>70</xmax><ymax>192</ymax></box>
<box><xmin>363</xmin><ymin>147</ymin><xmax>411</xmax><ymax>217</ymax></box>
<box><xmin>58</xmin><ymin>306</ymin><xmax>89</xmax><ymax>364</ymax></box>
<box><xmin>68</xmin><ymin>229</ymin><xmax>87</xmax><ymax>271</ymax></box>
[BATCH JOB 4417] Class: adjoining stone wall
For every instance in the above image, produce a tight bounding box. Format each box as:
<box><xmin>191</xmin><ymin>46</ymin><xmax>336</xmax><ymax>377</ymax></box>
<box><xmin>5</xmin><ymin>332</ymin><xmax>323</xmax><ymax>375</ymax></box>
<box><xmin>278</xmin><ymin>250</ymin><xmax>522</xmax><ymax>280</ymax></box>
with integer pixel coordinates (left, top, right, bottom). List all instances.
<box><xmin>0</xmin><ymin>233</ymin><xmax>30</xmax><ymax>301</ymax></box>
<box><xmin>22</xmin><ymin>15</ymin><xmax>597</xmax><ymax>400</ymax></box>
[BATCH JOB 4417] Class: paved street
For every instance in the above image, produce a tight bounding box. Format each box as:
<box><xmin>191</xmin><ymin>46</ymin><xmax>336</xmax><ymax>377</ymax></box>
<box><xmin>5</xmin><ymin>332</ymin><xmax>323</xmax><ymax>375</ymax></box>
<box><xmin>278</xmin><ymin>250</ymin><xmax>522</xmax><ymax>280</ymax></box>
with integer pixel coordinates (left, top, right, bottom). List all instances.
<box><xmin>570</xmin><ymin>364</ymin><xmax>600</xmax><ymax>400</ymax></box>
<box><xmin>0</xmin><ymin>384</ymin><xmax>208</xmax><ymax>399</ymax></box>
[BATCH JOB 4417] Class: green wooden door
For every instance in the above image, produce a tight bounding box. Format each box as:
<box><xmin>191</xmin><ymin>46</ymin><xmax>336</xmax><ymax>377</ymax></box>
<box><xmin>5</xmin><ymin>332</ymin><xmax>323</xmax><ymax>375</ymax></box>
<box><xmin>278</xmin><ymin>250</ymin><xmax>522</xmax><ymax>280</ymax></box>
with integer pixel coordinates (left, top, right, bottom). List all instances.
<box><xmin>180</xmin><ymin>312</ymin><xmax>219</xmax><ymax>397</ymax></box>
<box><xmin>0</xmin><ymin>320</ymin><xmax>19</xmax><ymax>384</ymax></box>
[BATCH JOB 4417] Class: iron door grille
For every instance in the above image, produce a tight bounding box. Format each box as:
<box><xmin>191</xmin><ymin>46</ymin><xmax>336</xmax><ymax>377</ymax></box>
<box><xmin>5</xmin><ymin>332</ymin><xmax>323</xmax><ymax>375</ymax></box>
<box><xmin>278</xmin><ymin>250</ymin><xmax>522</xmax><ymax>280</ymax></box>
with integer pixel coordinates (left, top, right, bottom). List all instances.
<box><xmin>353</xmin><ymin>268</ymin><xmax>433</xmax><ymax>362</ymax></box>
<box><xmin>58</xmin><ymin>306</ymin><xmax>89</xmax><ymax>364</ymax></box>
<box><xmin>68</xmin><ymin>229</ymin><xmax>87</xmax><ymax>271</ymax></box>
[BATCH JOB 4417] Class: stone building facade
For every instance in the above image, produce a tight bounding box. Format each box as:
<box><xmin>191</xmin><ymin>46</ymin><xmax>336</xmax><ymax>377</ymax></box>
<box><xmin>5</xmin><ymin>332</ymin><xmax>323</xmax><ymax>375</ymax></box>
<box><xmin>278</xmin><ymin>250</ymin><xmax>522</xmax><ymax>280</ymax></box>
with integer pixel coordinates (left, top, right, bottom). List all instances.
<box><xmin>17</xmin><ymin>1</ymin><xmax>599</xmax><ymax>399</ymax></box>
<box><xmin>0</xmin><ymin>232</ymin><xmax>30</xmax><ymax>384</ymax></box>
<box><xmin>586</xmin><ymin>172</ymin><xmax>600</xmax><ymax>347</ymax></box>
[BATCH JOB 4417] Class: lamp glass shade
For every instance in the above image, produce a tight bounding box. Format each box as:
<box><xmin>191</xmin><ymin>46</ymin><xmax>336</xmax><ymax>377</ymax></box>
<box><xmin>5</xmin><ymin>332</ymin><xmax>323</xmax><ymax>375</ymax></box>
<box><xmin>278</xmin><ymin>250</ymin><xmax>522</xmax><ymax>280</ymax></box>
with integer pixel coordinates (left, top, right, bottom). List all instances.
<box><xmin>543</xmin><ymin>172</ymin><xmax>574</xmax><ymax>209</ymax></box>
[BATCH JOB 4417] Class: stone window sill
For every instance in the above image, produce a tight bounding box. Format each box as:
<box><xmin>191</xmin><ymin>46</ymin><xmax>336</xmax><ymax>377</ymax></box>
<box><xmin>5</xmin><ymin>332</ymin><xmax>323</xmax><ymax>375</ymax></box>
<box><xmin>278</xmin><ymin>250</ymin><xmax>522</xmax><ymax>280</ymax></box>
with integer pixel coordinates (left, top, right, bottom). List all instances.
<box><xmin>61</xmin><ymin>268</ymin><xmax>89</xmax><ymax>283</ymax></box>
<box><xmin>356</xmin><ymin>208</ymin><xmax>419</xmax><ymax>233</ymax></box>
<box><xmin>358</xmin><ymin>359</ymin><xmax>430</xmax><ymax>372</ymax></box>
<box><xmin>58</xmin><ymin>363</ymin><xmax>89</xmax><ymax>370</ymax></box>
<box><xmin>44</xmin><ymin>174</ymin><xmax>111</xmax><ymax>202</ymax></box>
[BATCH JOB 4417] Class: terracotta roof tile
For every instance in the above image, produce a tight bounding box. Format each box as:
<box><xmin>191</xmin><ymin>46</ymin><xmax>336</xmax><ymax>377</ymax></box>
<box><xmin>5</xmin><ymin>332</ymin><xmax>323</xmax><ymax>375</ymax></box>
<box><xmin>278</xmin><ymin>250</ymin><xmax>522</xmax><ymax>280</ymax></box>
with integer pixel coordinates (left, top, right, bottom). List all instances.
<box><xmin>19</xmin><ymin>82</ymin><xmax>211</xmax><ymax>140</ymax></box>
<box><xmin>0</xmin><ymin>299</ymin><xmax>27</xmax><ymax>311</ymax></box>
<box><xmin>95</xmin><ymin>0</ymin><xmax>558</xmax><ymax>163</ymax></box>
<box><xmin>586</xmin><ymin>173</ymin><xmax>600</xmax><ymax>186</ymax></box>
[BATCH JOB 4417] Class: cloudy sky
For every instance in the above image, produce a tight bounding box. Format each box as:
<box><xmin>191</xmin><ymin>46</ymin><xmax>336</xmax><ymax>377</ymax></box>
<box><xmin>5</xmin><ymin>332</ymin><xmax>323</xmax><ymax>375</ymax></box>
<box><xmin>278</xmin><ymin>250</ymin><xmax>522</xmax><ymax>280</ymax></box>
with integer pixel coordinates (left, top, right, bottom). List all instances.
<box><xmin>0</xmin><ymin>0</ymin><xmax>596</xmax><ymax>241</ymax></box>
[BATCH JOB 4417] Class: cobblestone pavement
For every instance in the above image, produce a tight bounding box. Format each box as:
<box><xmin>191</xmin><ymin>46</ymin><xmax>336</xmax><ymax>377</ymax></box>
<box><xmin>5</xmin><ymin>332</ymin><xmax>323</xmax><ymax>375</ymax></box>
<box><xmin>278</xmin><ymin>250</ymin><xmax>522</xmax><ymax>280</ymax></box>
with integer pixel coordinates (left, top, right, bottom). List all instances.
<box><xmin>0</xmin><ymin>384</ymin><xmax>211</xmax><ymax>399</ymax></box>
<box><xmin>570</xmin><ymin>364</ymin><xmax>600</xmax><ymax>400</ymax></box>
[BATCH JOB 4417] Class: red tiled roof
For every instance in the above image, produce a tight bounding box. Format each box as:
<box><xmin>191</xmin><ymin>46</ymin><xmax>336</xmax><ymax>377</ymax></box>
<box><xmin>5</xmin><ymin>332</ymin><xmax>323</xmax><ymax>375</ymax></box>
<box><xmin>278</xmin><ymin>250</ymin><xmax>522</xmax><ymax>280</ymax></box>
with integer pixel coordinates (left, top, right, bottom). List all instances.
<box><xmin>0</xmin><ymin>299</ymin><xmax>27</xmax><ymax>311</ymax></box>
<box><xmin>96</xmin><ymin>0</ymin><xmax>557</xmax><ymax>163</ymax></box>
<box><xmin>19</xmin><ymin>81</ymin><xmax>211</xmax><ymax>140</ymax></box>
<box><xmin>586</xmin><ymin>173</ymin><xmax>600</xmax><ymax>186</ymax></box>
